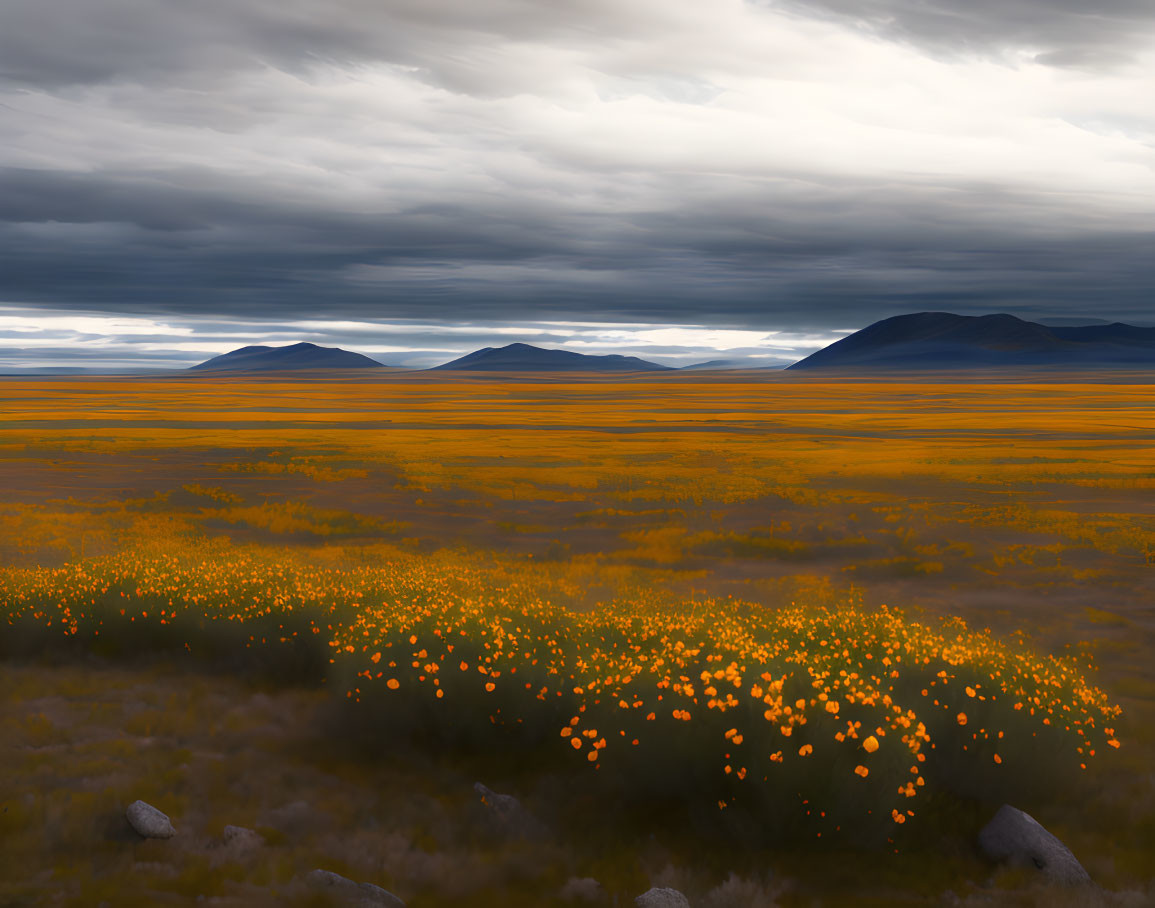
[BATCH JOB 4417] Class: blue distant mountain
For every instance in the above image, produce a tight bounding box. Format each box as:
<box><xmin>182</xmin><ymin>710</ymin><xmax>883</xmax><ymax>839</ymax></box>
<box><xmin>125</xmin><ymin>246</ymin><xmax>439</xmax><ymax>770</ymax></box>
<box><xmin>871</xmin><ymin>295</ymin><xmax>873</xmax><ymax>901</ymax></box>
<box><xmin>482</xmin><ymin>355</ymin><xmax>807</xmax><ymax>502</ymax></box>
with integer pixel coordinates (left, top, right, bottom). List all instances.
<box><xmin>681</xmin><ymin>359</ymin><xmax>781</xmax><ymax>371</ymax></box>
<box><xmin>190</xmin><ymin>342</ymin><xmax>387</xmax><ymax>372</ymax></box>
<box><xmin>787</xmin><ymin>313</ymin><xmax>1155</xmax><ymax>370</ymax></box>
<box><xmin>433</xmin><ymin>342</ymin><xmax>672</xmax><ymax>372</ymax></box>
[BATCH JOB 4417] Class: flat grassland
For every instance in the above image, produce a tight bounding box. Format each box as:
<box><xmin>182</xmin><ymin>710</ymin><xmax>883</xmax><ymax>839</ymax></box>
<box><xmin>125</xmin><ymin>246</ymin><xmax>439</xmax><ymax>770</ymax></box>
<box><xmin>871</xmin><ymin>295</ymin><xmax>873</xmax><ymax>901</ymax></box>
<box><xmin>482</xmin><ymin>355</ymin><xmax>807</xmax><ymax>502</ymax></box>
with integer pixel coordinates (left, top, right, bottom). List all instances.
<box><xmin>1</xmin><ymin>371</ymin><xmax>1153</xmax><ymax>906</ymax></box>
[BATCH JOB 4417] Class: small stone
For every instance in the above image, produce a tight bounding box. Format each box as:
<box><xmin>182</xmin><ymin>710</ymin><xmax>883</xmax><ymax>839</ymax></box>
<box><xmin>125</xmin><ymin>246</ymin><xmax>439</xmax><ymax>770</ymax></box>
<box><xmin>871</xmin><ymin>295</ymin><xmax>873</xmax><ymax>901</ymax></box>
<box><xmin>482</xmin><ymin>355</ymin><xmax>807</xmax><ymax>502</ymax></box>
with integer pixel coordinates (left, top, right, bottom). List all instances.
<box><xmin>125</xmin><ymin>800</ymin><xmax>175</xmax><ymax>839</ymax></box>
<box><xmin>636</xmin><ymin>887</ymin><xmax>691</xmax><ymax>908</ymax></box>
<box><xmin>560</xmin><ymin>876</ymin><xmax>604</xmax><ymax>901</ymax></box>
<box><xmin>305</xmin><ymin>869</ymin><xmax>406</xmax><ymax>907</ymax></box>
<box><xmin>222</xmin><ymin>825</ymin><xmax>264</xmax><ymax>850</ymax></box>
<box><xmin>473</xmin><ymin>782</ymin><xmax>522</xmax><ymax>820</ymax></box>
<box><xmin>473</xmin><ymin>781</ymin><xmax>539</xmax><ymax>837</ymax></box>
<box><xmin>978</xmin><ymin>804</ymin><xmax>1092</xmax><ymax>887</ymax></box>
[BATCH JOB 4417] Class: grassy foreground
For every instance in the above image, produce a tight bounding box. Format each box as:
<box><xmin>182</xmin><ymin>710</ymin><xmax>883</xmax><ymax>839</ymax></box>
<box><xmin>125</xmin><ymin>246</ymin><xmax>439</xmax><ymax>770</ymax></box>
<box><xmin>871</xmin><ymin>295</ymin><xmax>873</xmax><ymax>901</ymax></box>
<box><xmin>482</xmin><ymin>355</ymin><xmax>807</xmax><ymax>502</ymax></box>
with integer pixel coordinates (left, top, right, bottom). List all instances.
<box><xmin>0</xmin><ymin>537</ymin><xmax>1129</xmax><ymax>905</ymax></box>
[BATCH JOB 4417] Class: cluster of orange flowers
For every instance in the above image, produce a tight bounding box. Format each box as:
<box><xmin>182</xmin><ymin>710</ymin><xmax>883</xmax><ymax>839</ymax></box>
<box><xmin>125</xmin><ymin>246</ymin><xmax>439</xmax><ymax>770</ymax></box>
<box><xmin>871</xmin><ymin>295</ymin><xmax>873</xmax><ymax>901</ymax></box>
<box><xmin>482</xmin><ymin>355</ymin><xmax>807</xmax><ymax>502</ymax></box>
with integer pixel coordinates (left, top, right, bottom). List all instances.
<box><xmin>0</xmin><ymin>539</ymin><xmax>1122</xmax><ymax>839</ymax></box>
<box><xmin>328</xmin><ymin>570</ymin><xmax>1122</xmax><ymax>839</ymax></box>
<box><xmin>0</xmin><ymin>541</ymin><xmax>347</xmax><ymax>646</ymax></box>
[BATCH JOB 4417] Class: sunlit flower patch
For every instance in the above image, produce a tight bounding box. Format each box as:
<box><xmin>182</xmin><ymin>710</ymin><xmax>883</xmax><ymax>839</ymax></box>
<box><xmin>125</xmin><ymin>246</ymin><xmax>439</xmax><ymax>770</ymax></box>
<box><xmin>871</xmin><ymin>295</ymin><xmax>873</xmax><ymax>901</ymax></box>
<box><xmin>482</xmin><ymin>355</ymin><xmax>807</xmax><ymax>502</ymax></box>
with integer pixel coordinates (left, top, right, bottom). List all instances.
<box><xmin>0</xmin><ymin>538</ymin><xmax>1122</xmax><ymax>843</ymax></box>
<box><xmin>326</xmin><ymin>570</ymin><xmax>1122</xmax><ymax>842</ymax></box>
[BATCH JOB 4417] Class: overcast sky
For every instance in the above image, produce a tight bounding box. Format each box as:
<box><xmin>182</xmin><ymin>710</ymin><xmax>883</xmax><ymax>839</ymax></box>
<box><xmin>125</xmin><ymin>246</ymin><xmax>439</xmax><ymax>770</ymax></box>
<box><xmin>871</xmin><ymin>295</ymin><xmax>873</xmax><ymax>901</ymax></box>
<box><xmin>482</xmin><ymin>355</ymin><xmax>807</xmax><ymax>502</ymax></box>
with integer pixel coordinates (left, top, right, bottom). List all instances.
<box><xmin>1</xmin><ymin>0</ymin><xmax>1152</xmax><ymax>369</ymax></box>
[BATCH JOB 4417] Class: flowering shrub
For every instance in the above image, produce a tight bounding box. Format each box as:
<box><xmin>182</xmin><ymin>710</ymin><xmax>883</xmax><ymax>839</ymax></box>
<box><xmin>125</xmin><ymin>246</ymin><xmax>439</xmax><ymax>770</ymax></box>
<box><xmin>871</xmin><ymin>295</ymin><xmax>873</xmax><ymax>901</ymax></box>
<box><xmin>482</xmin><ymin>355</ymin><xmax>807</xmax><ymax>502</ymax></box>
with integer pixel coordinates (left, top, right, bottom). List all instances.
<box><xmin>331</xmin><ymin>583</ymin><xmax>1121</xmax><ymax>843</ymax></box>
<box><xmin>1</xmin><ymin>539</ymin><xmax>1121</xmax><ymax>844</ymax></box>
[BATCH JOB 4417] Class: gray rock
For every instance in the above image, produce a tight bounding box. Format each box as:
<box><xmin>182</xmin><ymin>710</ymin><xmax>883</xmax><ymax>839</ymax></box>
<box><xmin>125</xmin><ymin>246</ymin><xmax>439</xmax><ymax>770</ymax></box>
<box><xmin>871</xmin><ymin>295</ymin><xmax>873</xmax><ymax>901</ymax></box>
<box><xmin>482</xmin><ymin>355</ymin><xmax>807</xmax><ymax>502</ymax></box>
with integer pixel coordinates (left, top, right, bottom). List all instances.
<box><xmin>561</xmin><ymin>876</ymin><xmax>605</xmax><ymax>901</ymax></box>
<box><xmin>636</xmin><ymin>888</ymin><xmax>691</xmax><ymax>908</ymax></box>
<box><xmin>305</xmin><ymin>869</ymin><xmax>405</xmax><ymax>907</ymax></box>
<box><xmin>125</xmin><ymin>800</ymin><xmax>175</xmax><ymax>839</ymax></box>
<box><xmin>473</xmin><ymin>781</ymin><xmax>538</xmax><ymax>837</ymax></box>
<box><xmin>222</xmin><ymin>825</ymin><xmax>264</xmax><ymax>851</ymax></box>
<box><xmin>978</xmin><ymin>804</ymin><xmax>1092</xmax><ymax>886</ymax></box>
<box><xmin>473</xmin><ymin>782</ymin><xmax>522</xmax><ymax>820</ymax></box>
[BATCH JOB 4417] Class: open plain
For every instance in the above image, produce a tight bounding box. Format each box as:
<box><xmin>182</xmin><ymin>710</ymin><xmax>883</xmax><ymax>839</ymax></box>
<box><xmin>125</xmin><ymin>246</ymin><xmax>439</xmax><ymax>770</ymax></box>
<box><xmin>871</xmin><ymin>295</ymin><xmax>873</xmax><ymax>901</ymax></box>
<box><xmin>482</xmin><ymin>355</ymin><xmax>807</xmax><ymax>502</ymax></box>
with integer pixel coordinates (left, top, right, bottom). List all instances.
<box><xmin>1</xmin><ymin>370</ymin><xmax>1153</xmax><ymax>906</ymax></box>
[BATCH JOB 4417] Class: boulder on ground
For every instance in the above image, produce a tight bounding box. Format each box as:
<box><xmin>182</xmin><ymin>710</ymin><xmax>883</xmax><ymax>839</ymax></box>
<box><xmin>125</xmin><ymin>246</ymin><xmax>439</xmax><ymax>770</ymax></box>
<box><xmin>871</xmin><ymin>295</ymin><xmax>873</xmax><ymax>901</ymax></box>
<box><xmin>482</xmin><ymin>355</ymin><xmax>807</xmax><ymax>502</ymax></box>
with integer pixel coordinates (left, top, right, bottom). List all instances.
<box><xmin>978</xmin><ymin>804</ymin><xmax>1092</xmax><ymax>886</ymax></box>
<box><xmin>125</xmin><ymin>800</ymin><xmax>175</xmax><ymax>839</ymax></box>
<box><xmin>636</xmin><ymin>887</ymin><xmax>692</xmax><ymax>908</ymax></box>
<box><xmin>305</xmin><ymin>869</ymin><xmax>406</xmax><ymax>907</ymax></box>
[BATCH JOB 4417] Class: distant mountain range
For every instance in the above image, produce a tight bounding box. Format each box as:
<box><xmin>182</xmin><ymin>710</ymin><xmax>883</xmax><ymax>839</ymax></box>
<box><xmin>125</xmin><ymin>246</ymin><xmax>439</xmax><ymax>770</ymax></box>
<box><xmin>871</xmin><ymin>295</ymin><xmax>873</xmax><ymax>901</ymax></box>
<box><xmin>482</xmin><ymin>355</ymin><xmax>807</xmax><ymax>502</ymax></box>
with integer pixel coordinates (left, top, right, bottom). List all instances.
<box><xmin>432</xmin><ymin>342</ymin><xmax>672</xmax><ymax>372</ymax></box>
<box><xmin>788</xmin><ymin>313</ymin><xmax>1155</xmax><ymax>370</ymax></box>
<box><xmin>681</xmin><ymin>359</ymin><xmax>778</xmax><ymax>371</ymax></box>
<box><xmin>179</xmin><ymin>315</ymin><xmax>1155</xmax><ymax>375</ymax></box>
<box><xmin>189</xmin><ymin>342</ymin><xmax>386</xmax><ymax>372</ymax></box>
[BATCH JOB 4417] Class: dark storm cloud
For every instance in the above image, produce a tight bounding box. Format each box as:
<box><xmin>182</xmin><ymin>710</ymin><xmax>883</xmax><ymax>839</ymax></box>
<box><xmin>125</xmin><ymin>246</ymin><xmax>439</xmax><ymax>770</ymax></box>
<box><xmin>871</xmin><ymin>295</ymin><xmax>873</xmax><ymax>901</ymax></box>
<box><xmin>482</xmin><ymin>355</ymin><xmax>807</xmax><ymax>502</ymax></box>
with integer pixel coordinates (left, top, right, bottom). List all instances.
<box><xmin>3</xmin><ymin>160</ymin><xmax>1151</xmax><ymax>333</ymax></box>
<box><xmin>0</xmin><ymin>0</ymin><xmax>1152</xmax><ymax>359</ymax></box>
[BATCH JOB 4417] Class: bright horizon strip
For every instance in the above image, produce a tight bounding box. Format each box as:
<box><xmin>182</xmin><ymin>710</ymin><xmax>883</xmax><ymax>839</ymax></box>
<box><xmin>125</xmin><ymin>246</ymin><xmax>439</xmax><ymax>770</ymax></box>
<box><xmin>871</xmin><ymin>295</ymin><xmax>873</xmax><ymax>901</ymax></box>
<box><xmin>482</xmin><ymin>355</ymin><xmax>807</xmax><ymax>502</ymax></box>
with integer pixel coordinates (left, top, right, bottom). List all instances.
<box><xmin>0</xmin><ymin>306</ymin><xmax>852</xmax><ymax>371</ymax></box>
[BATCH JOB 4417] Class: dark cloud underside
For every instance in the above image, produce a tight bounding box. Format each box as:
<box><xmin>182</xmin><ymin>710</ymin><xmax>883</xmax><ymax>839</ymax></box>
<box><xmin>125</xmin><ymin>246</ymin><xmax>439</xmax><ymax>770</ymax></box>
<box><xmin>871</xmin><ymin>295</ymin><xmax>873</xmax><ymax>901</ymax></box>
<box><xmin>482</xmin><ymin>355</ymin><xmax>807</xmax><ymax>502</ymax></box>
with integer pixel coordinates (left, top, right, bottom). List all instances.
<box><xmin>0</xmin><ymin>0</ymin><xmax>1151</xmax><ymax>353</ymax></box>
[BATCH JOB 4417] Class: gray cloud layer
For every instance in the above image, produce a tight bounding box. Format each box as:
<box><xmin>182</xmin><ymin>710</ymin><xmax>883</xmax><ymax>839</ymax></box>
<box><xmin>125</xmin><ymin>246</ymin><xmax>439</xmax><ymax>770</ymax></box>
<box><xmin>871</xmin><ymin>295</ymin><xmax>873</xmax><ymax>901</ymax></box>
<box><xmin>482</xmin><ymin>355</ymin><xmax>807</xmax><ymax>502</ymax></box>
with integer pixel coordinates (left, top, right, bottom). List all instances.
<box><xmin>1</xmin><ymin>0</ymin><xmax>1152</xmax><ymax>353</ymax></box>
<box><xmin>6</xmin><ymin>0</ymin><xmax>1152</xmax><ymax>88</ymax></box>
<box><xmin>778</xmin><ymin>0</ymin><xmax>1155</xmax><ymax>67</ymax></box>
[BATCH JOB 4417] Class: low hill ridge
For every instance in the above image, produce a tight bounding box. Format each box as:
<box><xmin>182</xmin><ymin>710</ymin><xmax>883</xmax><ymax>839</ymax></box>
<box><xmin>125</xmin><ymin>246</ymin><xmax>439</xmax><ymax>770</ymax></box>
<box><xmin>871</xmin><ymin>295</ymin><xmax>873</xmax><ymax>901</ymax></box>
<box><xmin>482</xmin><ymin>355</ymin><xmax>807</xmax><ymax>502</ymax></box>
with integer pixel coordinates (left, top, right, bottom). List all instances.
<box><xmin>190</xmin><ymin>342</ymin><xmax>386</xmax><ymax>372</ymax></box>
<box><xmin>788</xmin><ymin>312</ymin><xmax>1155</xmax><ymax>370</ymax></box>
<box><xmin>433</xmin><ymin>342</ymin><xmax>671</xmax><ymax>372</ymax></box>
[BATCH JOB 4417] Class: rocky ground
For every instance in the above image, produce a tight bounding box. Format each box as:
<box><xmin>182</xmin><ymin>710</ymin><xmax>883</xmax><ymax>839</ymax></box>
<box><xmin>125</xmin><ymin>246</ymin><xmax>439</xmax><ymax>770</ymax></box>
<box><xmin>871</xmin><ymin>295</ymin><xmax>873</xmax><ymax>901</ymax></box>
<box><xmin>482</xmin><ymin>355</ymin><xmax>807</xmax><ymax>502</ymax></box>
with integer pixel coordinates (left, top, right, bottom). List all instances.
<box><xmin>3</xmin><ymin>661</ymin><xmax>1154</xmax><ymax>907</ymax></box>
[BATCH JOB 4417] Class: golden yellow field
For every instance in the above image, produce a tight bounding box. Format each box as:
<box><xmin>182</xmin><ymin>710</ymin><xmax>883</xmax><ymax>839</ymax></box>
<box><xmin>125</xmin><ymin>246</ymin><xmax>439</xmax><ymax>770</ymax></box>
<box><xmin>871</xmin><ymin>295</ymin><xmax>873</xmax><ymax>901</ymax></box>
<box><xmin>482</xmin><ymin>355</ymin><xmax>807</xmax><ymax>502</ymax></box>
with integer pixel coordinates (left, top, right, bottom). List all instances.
<box><xmin>1</xmin><ymin>371</ymin><xmax>1153</xmax><ymax>906</ymax></box>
